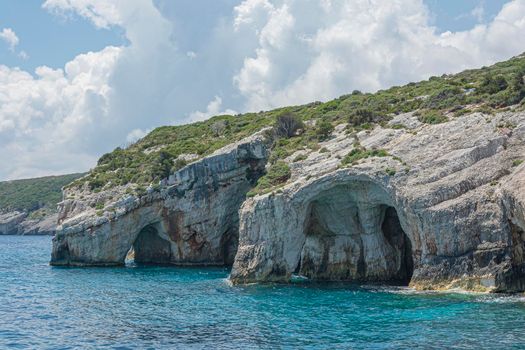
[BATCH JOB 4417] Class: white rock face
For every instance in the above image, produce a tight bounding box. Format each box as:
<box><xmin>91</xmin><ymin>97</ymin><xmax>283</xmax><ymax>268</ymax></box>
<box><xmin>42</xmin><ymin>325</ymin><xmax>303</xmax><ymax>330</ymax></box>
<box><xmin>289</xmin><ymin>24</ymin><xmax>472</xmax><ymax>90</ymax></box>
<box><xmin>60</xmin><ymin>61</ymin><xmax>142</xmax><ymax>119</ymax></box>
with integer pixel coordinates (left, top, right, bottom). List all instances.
<box><xmin>51</xmin><ymin>110</ymin><xmax>525</xmax><ymax>292</ymax></box>
<box><xmin>0</xmin><ymin>211</ymin><xmax>56</xmax><ymax>235</ymax></box>
<box><xmin>0</xmin><ymin>211</ymin><xmax>27</xmax><ymax>235</ymax></box>
<box><xmin>230</xmin><ymin>111</ymin><xmax>525</xmax><ymax>292</ymax></box>
<box><xmin>51</xmin><ymin>133</ymin><xmax>269</xmax><ymax>266</ymax></box>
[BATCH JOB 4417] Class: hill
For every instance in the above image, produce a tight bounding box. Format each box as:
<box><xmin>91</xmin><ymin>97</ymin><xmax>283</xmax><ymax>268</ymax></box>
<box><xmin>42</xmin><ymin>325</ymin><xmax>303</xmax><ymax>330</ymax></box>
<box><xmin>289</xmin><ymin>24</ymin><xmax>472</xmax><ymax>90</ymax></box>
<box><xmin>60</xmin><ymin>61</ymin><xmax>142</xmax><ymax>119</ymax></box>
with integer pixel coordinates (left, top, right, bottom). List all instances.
<box><xmin>68</xmin><ymin>53</ymin><xmax>525</xmax><ymax>194</ymax></box>
<box><xmin>0</xmin><ymin>173</ymin><xmax>85</xmax><ymax>214</ymax></box>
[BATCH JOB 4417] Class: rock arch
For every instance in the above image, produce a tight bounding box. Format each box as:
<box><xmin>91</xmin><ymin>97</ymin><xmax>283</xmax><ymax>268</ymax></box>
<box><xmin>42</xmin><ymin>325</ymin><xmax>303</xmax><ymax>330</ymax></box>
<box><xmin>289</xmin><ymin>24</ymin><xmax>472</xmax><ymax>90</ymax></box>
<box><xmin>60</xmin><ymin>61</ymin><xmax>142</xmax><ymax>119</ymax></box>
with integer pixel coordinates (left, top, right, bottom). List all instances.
<box><xmin>296</xmin><ymin>182</ymin><xmax>414</xmax><ymax>284</ymax></box>
<box><xmin>51</xmin><ymin>133</ymin><xmax>270</xmax><ymax>268</ymax></box>
<box><xmin>131</xmin><ymin>223</ymin><xmax>172</xmax><ymax>264</ymax></box>
<box><xmin>231</xmin><ymin>173</ymin><xmax>417</xmax><ymax>285</ymax></box>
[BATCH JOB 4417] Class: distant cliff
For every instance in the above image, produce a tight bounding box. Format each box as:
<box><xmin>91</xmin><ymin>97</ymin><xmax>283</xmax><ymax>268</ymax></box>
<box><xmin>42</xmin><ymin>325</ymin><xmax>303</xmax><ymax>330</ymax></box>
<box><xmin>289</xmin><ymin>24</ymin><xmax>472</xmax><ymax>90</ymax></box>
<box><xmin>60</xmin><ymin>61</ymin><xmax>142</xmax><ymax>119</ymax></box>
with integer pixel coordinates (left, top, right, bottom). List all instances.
<box><xmin>0</xmin><ymin>174</ymin><xmax>85</xmax><ymax>235</ymax></box>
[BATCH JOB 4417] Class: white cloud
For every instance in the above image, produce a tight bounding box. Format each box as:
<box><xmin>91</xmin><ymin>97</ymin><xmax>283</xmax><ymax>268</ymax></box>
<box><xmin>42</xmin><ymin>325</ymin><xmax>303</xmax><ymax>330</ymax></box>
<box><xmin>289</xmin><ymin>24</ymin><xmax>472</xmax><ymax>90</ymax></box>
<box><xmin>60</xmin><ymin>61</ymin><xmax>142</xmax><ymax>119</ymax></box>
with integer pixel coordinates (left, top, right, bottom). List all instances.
<box><xmin>233</xmin><ymin>0</ymin><xmax>274</xmax><ymax>31</ymax></box>
<box><xmin>455</xmin><ymin>2</ymin><xmax>485</xmax><ymax>22</ymax></box>
<box><xmin>43</xmin><ymin>0</ymin><xmax>123</xmax><ymax>29</ymax></box>
<box><xmin>189</xmin><ymin>96</ymin><xmax>237</xmax><ymax>122</ymax></box>
<box><xmin>471</xmin><ymin>3</ymin><xmax>485</xmax><ymax>22</ymax></box>
<box><xmin>2</xmin><ymin>0</ymin><xmax>525</xmax><ymax>180</ymax></box>
<box><xmin>233</xmin><ymin>0</ymin><xmax>525</xmax><ymax>111</ymax></box>
<box><xmin>126</xmin><ymin>128</ymin><xmax>150</xmax><ymax>143</ymax></box>
<box><xmin>0</xmin><ymin>46</ymin><xmax>121</xmax><ymax>179</ymax></box>
<box><xmin>18</xmin><ymin>50</ymin><xmax>29</xmax><ymax>60</ymax></box>
<box><xmin>0</xmin><ymin>28</ymin><xmax>19</xmax><ymax>51</ymax></box>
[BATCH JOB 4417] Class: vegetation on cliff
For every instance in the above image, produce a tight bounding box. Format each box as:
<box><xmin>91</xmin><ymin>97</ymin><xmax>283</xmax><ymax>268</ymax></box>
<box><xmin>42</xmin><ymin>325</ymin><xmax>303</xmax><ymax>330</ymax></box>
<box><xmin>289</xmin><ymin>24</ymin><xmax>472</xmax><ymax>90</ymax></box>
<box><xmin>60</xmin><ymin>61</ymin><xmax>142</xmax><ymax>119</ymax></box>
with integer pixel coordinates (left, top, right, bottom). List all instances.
<box><xmin>68</xmin><ymin>53</ymin><xmax>525</xmax><ymax>193</ymax></box>
<box><xmin>0</xmin><ymin>174</ymin><xmax>85</xmax><ymax>213</ymax></box>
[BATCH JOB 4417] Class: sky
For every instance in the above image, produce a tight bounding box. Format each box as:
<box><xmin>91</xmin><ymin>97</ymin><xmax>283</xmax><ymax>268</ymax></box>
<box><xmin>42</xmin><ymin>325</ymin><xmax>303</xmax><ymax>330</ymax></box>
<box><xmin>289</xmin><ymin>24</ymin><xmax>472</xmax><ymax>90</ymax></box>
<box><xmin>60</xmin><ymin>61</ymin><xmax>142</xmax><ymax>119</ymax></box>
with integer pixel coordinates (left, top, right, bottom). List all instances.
<box><xmin>0</xmin><ymin>0</ymin><xmax>524</xmax><ymax>181</ymax></box>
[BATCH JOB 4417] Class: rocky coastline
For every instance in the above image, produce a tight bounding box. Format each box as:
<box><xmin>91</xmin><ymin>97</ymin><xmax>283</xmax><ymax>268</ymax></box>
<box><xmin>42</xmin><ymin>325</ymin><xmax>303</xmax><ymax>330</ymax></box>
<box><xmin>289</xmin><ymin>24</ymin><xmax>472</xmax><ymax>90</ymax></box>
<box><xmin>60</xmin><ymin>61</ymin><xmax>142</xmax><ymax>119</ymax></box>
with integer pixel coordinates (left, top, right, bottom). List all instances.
<box><xmin>0</xmin><ymin>211</ymin><xmax>57</xmax><ymax>236</ymax></box>
<box><xmin>51</xmin><ymin>110</ymin><xmax>525</xmax><ymax>292</ymax></box>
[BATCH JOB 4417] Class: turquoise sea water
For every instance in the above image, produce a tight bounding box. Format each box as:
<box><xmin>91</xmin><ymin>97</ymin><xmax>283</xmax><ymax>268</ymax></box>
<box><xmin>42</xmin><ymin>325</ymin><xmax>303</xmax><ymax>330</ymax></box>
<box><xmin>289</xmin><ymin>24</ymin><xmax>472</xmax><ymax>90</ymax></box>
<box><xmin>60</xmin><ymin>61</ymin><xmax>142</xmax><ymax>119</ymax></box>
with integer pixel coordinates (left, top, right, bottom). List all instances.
<box><xmin>1</xmin><ymin>235</ymin><xmax>525</xmax><ymax>349</ymax></box>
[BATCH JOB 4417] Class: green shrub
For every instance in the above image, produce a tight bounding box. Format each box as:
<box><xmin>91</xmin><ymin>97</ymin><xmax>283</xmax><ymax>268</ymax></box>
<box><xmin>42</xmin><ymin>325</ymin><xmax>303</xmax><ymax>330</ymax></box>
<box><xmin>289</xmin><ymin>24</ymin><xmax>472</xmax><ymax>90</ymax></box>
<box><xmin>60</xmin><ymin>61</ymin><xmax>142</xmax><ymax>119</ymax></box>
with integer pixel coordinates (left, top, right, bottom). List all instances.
<box><xmin>95</xmin><ymin>203</ymin><xmax>104</xmax><ymax>210</ymax></box>
<box><xmin>315</xmin><ymin>119</ymin><xmax>334</xmax><ymax>140</ymax></box>
<box><xmin>390</xmin><ymin>124</ymin><xmax>405</xmax><ymax>129</ymax></box>
<box><xmin>172</xmin><ymin>158</ymin><xmax>187</xmax><ymax>173</ymax></box>
<box><xmin>274</xmin><ymin>112</ymin><xmax>304</xmax><ymax>138</ymax></box>
<box><xmin>423</xmin><ymin>87</ymin><xmax>465</xmax><ymax>110</ymax></box>
<box><xmin>512</xmin><ymin>159</ymin><xmax>523</xmax><ymax>167</ymax></box>
<box><xmin>341</xmin><ymin>147</ymin><xmax>389</xmax><ymax>165</ymax></box>
<box><xmin>417</xmin><ymin>110</ymin><xmax>448</xmax><ymax>124</ymax></box>
<box><xmin>251</xmin><ymin>161</ymin><xmax>291</xmax><ymax>194</ymax></box>
<box><xmin>265</xmin><ymin>161</ymin><xmax>291</xmax><ymax>185</ymax></box>
<box><xmin>453</xmin><ymin>108</ymin><xmax>471</xmax><ymax>118</ymax></box>
<box><xmin>385</xmin><ymin>168</ymin><xmax>396</xmax><ymax>176</ymax></box>
<box><xmin>349</xmin><ymin>108</ymin><xmax>374</xmax><ymax>126</ymax></box>
<box><xmin>69</xmin><ymin>54</ymin><xmax>525</xmax><ymax>192</ymax></box>
<box><xmin>479</xmin><ymin>75</ymin><xmax>508</xmax><ymax>94</ymax></box>
<box><xmin>293</xmin><ymin>154</ymin><xmax>308</xmax><ymax>162</ymax></box>
<box><xmin>135</xmin><ymin>186</ymin><xmax>146</xmax><ymax>196</ymax></box>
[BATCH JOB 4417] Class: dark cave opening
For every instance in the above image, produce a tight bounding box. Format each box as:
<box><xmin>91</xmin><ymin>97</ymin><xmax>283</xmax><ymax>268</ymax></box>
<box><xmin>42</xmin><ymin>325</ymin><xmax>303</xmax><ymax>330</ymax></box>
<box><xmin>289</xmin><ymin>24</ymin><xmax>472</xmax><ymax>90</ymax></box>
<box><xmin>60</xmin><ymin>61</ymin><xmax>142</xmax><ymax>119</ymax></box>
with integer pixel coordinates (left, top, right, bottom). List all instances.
<box><xmin>127</xmin><ymin>224</ymin><xmax>172</xmax><ymax>265</ymax></box>
<box><xmin>296</xmin><ymin>193</ymin><xmax>413</xmax><ymax>285</ymax></box>
<box><xmin>381</xmin><ymin>206</ymin><xmax>414</xmax><ymax>285</ymax></box>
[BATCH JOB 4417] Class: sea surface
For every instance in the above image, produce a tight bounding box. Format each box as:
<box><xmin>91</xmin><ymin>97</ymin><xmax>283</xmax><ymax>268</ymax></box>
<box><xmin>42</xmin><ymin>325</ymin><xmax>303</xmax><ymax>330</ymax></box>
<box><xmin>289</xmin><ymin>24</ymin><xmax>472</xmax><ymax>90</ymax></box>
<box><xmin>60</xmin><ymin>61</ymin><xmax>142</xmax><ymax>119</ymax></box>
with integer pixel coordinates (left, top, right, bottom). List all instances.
<box><xmin>1</xmin><ymin>235</ymin><xmax>525</xmax><ymax>349</ymax></box>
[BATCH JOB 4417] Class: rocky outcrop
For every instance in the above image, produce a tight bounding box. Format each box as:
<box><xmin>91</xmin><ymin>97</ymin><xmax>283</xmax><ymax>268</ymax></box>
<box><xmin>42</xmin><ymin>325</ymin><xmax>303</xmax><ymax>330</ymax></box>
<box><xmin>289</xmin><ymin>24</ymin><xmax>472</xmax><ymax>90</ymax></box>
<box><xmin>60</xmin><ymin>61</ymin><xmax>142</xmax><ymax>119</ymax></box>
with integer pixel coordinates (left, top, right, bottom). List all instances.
<box><xmin>51</xmin><ymin>133</ymin><xmax>269</xmax><ymax>266</ymax></box>
<box><xmin>0</xmin><ymin>211</ymin><xmax>57</xmax><ymax>235</ymax></box>
<box><xmin>230</xmin><ymin>111</ymin><xmax>525</xmax><ymax>292</ymax></box>
<box><xmin>51</xmin><ymin>109</ymin><xmax>525</xmax><ymax>292</ymax></box>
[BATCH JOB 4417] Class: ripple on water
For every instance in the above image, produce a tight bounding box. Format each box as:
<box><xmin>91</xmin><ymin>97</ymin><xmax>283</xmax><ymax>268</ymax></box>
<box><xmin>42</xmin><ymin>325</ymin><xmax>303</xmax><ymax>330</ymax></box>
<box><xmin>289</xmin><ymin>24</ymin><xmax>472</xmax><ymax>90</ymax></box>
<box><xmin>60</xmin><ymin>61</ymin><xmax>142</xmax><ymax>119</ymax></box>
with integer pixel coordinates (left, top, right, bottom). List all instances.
<box><xmin>1</xmin><ymin>235</ymin><xmax>525</xmax><ymax>349</ymax></box>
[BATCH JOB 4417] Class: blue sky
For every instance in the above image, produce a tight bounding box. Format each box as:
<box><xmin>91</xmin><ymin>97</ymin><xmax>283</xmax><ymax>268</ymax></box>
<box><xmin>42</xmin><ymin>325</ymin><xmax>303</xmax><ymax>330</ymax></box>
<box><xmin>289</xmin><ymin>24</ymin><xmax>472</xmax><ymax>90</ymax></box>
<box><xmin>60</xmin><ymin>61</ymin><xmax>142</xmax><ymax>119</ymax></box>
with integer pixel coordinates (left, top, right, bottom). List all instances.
<box><xmin>0</xmin><ymin>0</ymin><xmax>524</xmax><ymax>180</ymax></box>
<box><xmin>0</xmin><ymin>0</ymin><xmax>125</xmax><ymax>72</ymax></box>
<box><xmin>426</xmin><ymin>0</ymin><xmax>509</xmax><ymax>31</ymax></box>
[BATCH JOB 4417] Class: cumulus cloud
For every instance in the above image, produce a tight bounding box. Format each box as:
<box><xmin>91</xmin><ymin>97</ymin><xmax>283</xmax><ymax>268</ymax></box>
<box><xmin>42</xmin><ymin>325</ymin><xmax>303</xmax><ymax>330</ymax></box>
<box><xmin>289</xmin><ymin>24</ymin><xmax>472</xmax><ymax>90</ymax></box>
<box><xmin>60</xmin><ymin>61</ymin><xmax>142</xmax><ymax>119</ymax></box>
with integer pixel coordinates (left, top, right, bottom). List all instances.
<box><xmin>126</xmin><ymin>128</ymin><xmax>150</xmax><ymax>143</ymax></box>
<box><xmin>233</xmin><ymin>0</ymin><xmax>525</xmax><ymax>111</ymax></box>
<box><xmin>0</xmin><ymin>0</ymin><xmax>177</xmax><ymax>179</ymax></box>
<box><xmin>188</xmin><ymin>96</ymin><xmax>238</xmax><ymax>122</ymax></box>
<box><xmin>0</xmin><ymin>46</ymin><xmax>121</xmax><ymax>179</ymax></box>
<box><xmin>2</xmin><ymin>0</ymin><xmax>525</xmax><ymax>180</ymax></box>
<box><xmin>471</xmin><ymin>3</ymin><xmax>486</xmax><ymax>22</ymax></box>
<box><xmin>0</xmin><ymin>28</ymin><xmax>19</xmax><ymax>51</ymax></box>
<box><xmin>43</xmin><ymin>0</ymin><xmax>123</xmax><ymax>28</ymax></box>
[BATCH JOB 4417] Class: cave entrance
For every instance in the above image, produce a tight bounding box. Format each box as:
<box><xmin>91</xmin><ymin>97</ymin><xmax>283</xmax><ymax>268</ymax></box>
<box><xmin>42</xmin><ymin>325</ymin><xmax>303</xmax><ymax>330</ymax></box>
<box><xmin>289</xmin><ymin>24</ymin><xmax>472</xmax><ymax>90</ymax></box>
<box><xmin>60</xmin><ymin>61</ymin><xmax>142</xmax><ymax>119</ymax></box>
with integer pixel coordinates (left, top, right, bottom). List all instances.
<box><xmin>126</xmin><ymin>224</ymin><xmax>172</xmax><ymax>265</ymax></box>
<box><xmin>381</xmin><ymin>206</ymin><xmax>413</xmax><ymax>285</ymax></box>
<box><xmin>297</xmin><ymin>187</ymin><xmax>413</xmax><ymax>285</ymax></box>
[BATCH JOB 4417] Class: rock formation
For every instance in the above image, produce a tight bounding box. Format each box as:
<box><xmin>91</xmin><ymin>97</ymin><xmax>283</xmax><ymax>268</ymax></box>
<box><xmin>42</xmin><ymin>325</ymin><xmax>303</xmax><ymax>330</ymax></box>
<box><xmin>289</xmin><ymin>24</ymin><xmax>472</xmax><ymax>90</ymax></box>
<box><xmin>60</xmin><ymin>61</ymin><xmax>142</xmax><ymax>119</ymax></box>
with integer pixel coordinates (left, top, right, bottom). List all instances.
<box><xmin>230</xmin><ymin>111</ymin><xmax>525</xmax><ymax>292</ymax></box>
<box><xmin>51</xmin><ymin>133</ymin><xmax>269</xmax><ymax>266</ymax></box>
<box><xmin>51</xmin><ymin>110</ymin><xmax>525</xmax><ymax>292</ymax></box>
<box><xmin>0</xmin><ymin>211</ymin><xmax>57</xmax><ymax>235</ymax></box>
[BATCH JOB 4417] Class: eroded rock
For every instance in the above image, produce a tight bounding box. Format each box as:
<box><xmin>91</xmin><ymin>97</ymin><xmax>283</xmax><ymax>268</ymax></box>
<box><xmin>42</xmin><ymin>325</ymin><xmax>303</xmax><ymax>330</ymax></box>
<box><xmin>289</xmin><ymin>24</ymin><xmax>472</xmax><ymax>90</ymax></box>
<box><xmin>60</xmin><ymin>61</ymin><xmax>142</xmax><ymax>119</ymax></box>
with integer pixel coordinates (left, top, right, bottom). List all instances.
<box><xmin>0</xmin><ymin>211</ymin><xmax>57</xmax><ymax>235</ymax></box>
<box><xmin>51</xmin><ymin>110</ymin><xmax>525</xmax><ymax>292</ymax></box>
<box><xmin>51</xmin><ymin>133</ymin><xmax>269</xmax><ymax>266</ymax></box>
<box><xmin>230</xmin><ymin>111</ymin><xmax>525</xmax><ymax>292</ymax></box>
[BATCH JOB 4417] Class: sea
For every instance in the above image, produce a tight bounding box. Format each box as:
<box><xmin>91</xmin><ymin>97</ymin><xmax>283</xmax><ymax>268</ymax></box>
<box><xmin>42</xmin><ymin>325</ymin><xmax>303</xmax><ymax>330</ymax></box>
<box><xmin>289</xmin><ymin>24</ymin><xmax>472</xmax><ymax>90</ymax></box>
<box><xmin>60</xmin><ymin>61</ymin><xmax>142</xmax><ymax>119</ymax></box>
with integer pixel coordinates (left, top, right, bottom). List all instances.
<box><xmin>1</xmin><ymin>235</ymin><xmax>525</xmax><ymax>349</ymax></box>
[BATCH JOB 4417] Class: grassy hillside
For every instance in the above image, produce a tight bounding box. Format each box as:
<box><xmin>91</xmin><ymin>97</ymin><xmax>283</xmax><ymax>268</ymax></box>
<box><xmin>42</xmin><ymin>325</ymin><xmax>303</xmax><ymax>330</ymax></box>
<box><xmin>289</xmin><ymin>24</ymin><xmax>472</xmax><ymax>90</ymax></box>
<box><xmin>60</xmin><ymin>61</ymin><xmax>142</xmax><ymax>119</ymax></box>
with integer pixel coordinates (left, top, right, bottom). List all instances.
<box><xmin>0</xmin><ymin>173</ymin><xmax>85</xmax><ymax>213</ymax></box>
<box><xmin>69</xmin><ymin>53</ymin><xmax>525</xmax><ymax>193</ymax></box>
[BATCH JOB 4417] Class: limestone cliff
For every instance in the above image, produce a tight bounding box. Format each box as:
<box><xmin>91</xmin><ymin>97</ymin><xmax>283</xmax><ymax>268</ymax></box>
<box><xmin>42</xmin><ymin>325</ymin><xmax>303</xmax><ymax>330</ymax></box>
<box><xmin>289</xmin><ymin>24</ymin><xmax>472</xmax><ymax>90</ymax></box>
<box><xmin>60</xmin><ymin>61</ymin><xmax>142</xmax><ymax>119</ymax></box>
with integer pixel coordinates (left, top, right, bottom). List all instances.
<box><xmin>0</xmin><ymin>211</ymin><xmax>57</xmax><ymax>235</ymax></box>
<box><xmin>50</xmin><ymin>54</ymin><xmax>525</xmax><ymax>292</ymax></box>
<box><xmin>51</xmin><ymin>110</ymin><xmax>525</xmax><ymax>292</ymax></box>
<box><xmin>230</xmin><ymin>111</ymin><xmax>525</xmax><ymax>292</ymax></box>
<box><xmin>51</xmin><ymin>133</ymin><xmax>269</xmax><ymax>266</ymax></box>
